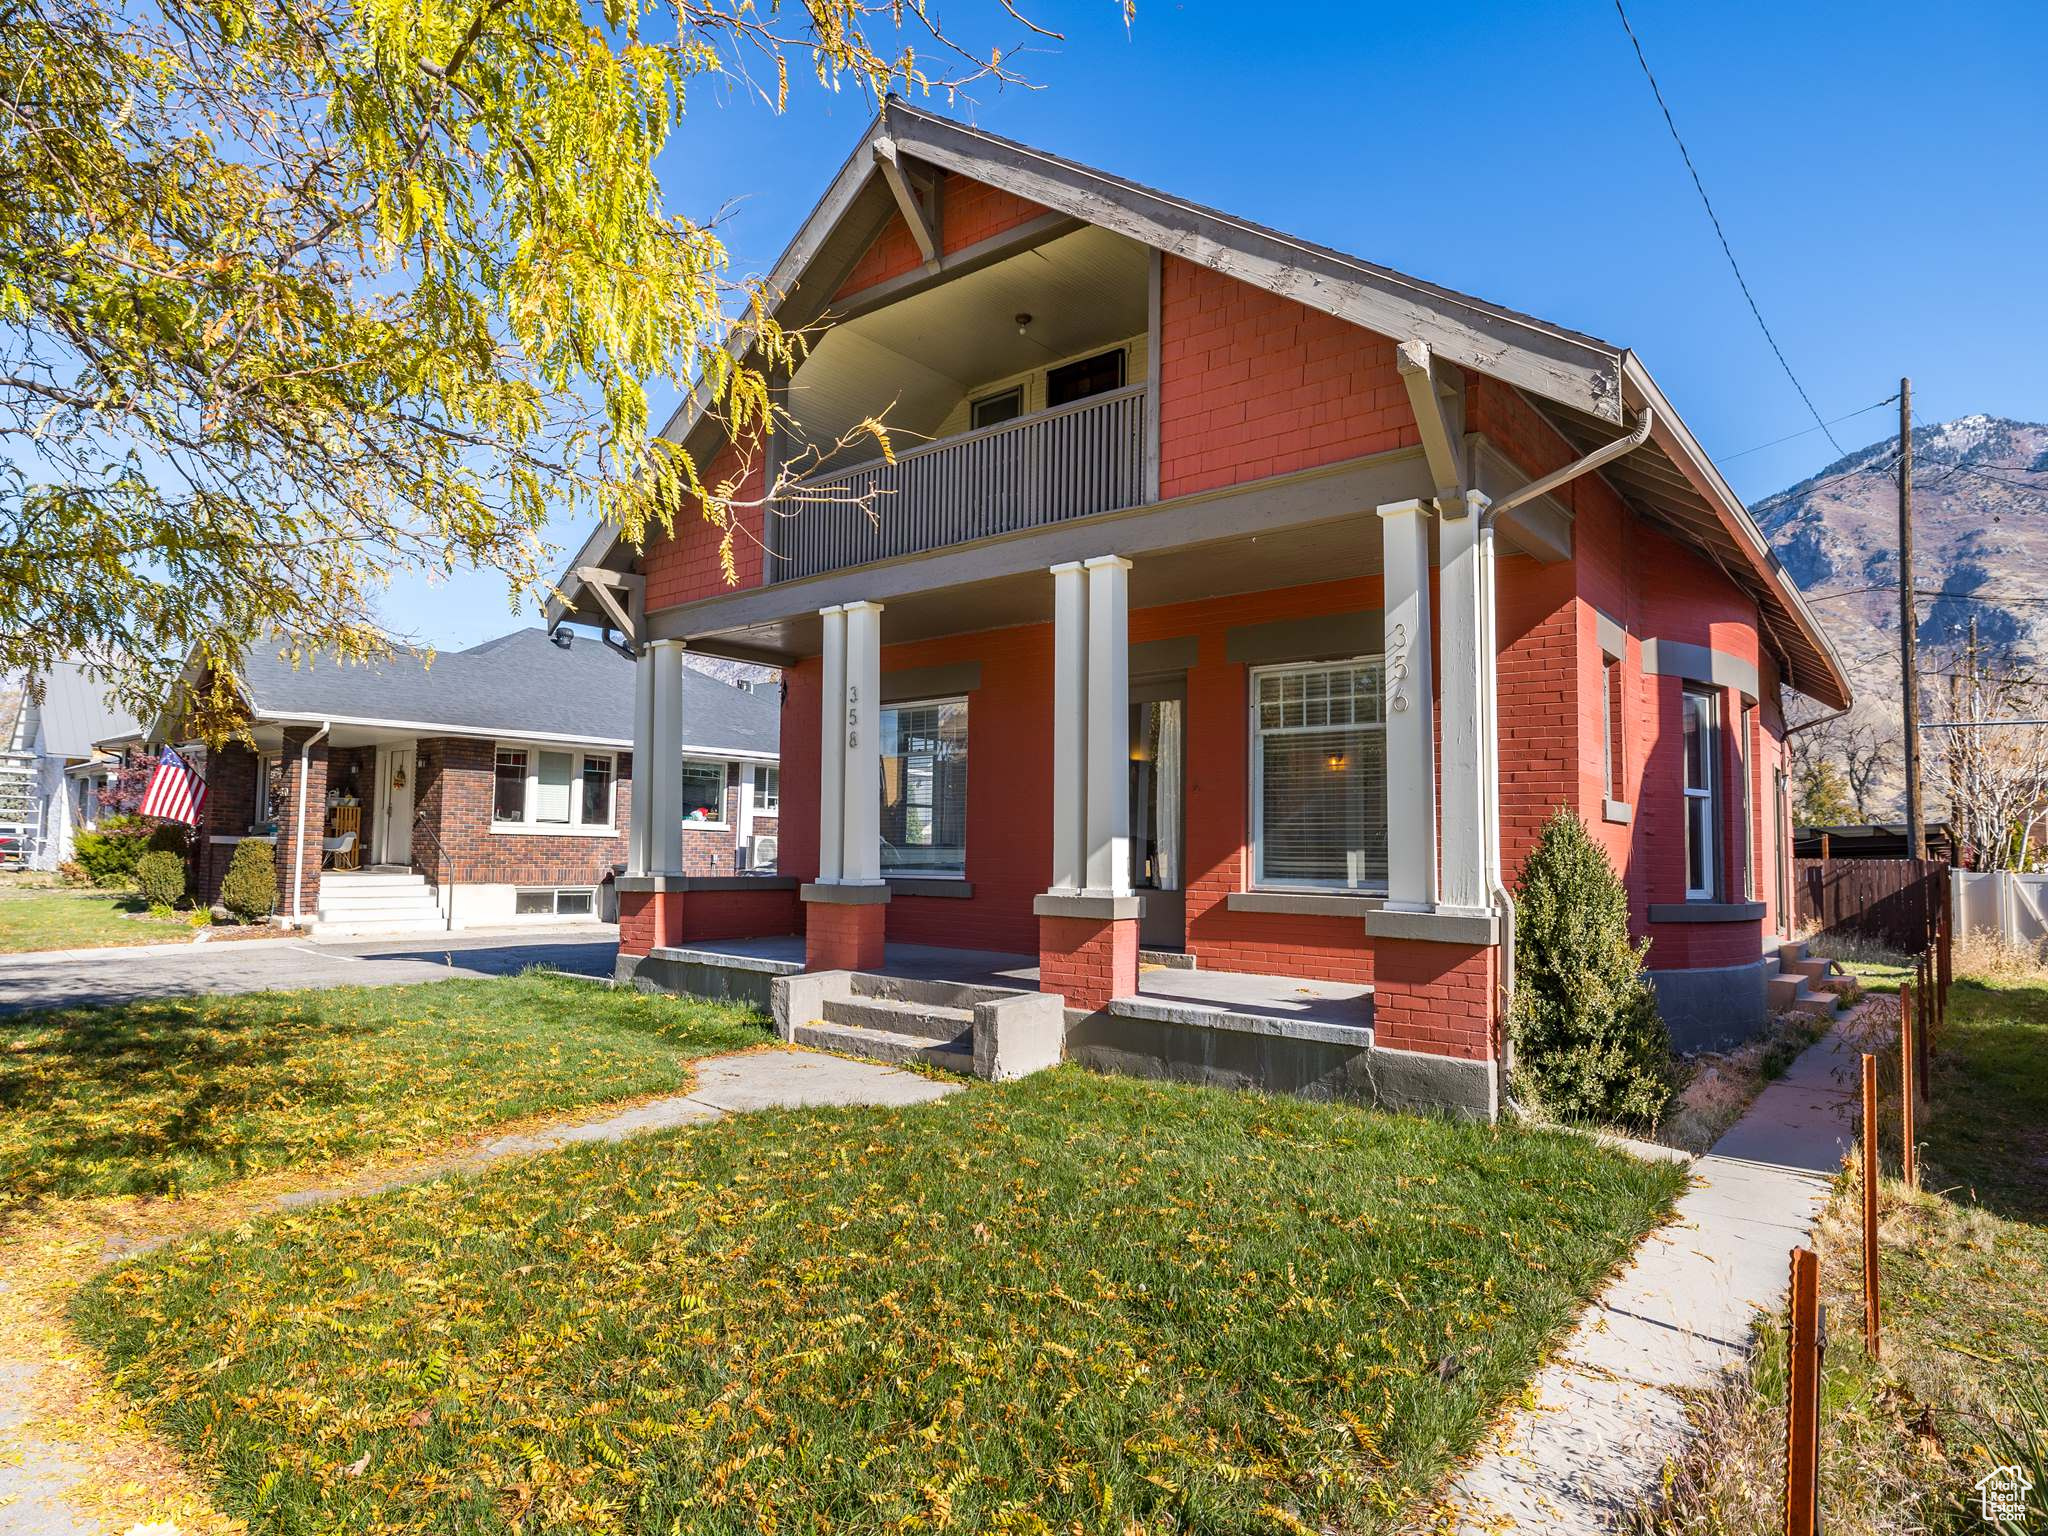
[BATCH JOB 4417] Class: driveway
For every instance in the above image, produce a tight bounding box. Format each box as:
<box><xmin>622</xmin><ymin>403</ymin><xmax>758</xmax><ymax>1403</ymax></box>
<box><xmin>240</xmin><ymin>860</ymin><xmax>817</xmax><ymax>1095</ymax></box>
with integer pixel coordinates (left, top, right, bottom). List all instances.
<box><xmin>0</xmin><ymin>927</ymin><xmax>620</xmax><ymax>1016</ymax></box>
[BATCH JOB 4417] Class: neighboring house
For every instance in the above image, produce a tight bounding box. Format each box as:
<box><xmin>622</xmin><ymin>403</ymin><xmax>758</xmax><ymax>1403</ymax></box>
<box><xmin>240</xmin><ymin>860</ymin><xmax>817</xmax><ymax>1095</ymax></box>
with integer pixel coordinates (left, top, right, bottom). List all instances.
<box><xmin>118</xmin><ymin>629</ymin><xmax>780</xmax><ymax>935</ymax></box>
<box><xmin>0</xmin><ymin>661</ymin><xmax>138</xmax><ymax>870</ymax></box>
<box><xmin>551</xmin><ymin>102</ymin><xmax>1852</xmax><ymax>1118</ymax></box>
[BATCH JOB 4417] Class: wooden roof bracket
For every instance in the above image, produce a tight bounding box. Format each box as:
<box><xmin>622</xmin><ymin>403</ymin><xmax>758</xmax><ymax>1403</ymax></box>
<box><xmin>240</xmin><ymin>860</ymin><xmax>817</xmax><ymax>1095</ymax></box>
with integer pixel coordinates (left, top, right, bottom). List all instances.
<box><xmin>570</xmin><ymin>567</ymin><xmax>647</xmax><ymax>654</ymax></box>
<box><xmin>1395</xmin><ymin>338</ymin><xmax>1468</xmax><ymax>505</ymax></box>
<box><xmin>872</xmin><ymin>136</ymin><xmax>941</xmax><ymax>272</ymax></box>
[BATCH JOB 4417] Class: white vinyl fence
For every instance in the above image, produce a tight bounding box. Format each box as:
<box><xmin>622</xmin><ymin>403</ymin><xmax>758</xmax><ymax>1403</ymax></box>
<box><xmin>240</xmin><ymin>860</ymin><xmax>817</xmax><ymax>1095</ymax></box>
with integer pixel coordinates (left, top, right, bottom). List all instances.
<box><xmin>1952</xmin><ymin>869</ymin><xmax>2048</xmax><ymax>949</ymax></box>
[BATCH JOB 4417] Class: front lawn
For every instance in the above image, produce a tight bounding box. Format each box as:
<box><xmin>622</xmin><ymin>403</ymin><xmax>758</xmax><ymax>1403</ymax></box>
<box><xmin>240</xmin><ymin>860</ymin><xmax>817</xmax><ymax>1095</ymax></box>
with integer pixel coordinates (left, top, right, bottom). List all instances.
<box><xmin>1</xmin><ymin>974</ymin><xmax>768</xmax><ymax>1218</ymax></box>
<box><xmin>0</xmin><ymin>884</ymin><xmax>194</xmax><ymax>953</ymax></box>
<box><xmin>78</xmin><ymin>1069</ymin><xmax>1683</xmax><ymax>1534</ymax></box>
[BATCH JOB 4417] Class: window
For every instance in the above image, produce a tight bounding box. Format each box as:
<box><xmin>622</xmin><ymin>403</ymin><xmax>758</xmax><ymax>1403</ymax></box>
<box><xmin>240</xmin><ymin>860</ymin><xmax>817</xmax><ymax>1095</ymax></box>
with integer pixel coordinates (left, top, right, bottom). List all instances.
<box><xmin>880</xmin><ymin>698</ymin><xmax>968</xmax><ymax>875</ymax></box>
<box><xmin>1045</xmin><ymin>348</ymin><xmax>1126</xmax><ymax>407</ymax></box>
<box><xmin>1602</xmin><ymin>655</ymin><xmax>1625</xmax><ymax>804</ymax></box>
<box><xmin>1682</xmin><ymin>689</ymin><xmax>1719</xmax><ymax>900</ymax></box>
<box><xmin>255</xmin><ymin>753</ymin><xmax>287</xmax><ymax>828</ymax></box>
<box><xmin>970</xmin><ymin>387</ymin><xmax>1023</xmax><ymax>429</ymax></box>
<box><xmin>1738</xmin><ymin>702</ymin><xmax>1757</xmax><ymax>900</ymax></box>
<box><xmin>581</xmin><ymin>756</ymin><xmax>613</xmax><ymax>826</ymax></box>
<box><xmin>535</xmin><ymin>750</ymin><xmax>573</xmax><ymax>824</ymax></box>
<box><xmin>1251</xmin><ymin>660</ymin><xmax>1386</xmax><ymax>890</ymax></box>
<box><xmin>753</xmin><ymin>764</ymin><xmax>780</xmax><ymax>814</ymax></box>
<box><xmin>515</xmin><ymin>886</ymin><xmax>596</xmax><ymax>916</ymax></box>
<box><xmin>493</xmin><ymin>748</ymin><xmax>528</xmax><ymax>822</ymax></box>
<box><xmin>492</xmin><ymin>744</ymin><xmax>616</xmax><ymax>831</ymax></box>
<box><xmin>681</xmin><ymin>759</ymin><xmax>728</xmax><ymax>825</ymax></box>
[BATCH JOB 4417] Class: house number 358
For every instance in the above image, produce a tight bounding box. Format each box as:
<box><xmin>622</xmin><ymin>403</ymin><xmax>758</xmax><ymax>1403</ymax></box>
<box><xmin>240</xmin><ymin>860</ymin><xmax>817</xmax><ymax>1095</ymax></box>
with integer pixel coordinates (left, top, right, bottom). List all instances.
<box><xmin>846</xmin><ymin>683</ymin><xmax>860</xmax><ymax>750</ymax></box>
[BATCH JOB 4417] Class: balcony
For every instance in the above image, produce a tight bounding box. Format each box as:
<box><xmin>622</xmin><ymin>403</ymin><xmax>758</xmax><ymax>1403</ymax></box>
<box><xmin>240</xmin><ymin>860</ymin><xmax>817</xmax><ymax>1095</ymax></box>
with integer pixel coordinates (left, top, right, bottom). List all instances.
<box><xmin>772</xmin><ymin>382</ymin><xmax>1148</xmax><ymax>582</ymax></box>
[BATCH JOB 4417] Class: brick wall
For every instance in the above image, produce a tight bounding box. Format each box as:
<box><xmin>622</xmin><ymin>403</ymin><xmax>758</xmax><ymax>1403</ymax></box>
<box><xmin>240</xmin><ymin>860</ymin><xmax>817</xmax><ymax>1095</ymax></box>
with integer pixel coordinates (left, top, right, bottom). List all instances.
<box><xmin>272</xmin><ymin>727</ymin><xmax>328</xmax><ymax>920</ymax></box>
<box><xmin>641</xmin><ymin>441</ymin><xmax>770</xmax><ymax>611</ymax></box>
<box><xmin>417</xmin><ymin>737</ymin><xmax>629</xmax><ymax>888</ymax></box>
<box><xmin>1038</xmin><ymin>914</ymin><xmax>1138</xmax><ymax>1012</ymax></box>
<box><xmin>197</xmin><ymin>741</ymin><xmax>258</xmax><ymax>905</ymax></box>
<box><xmin>1156</xmin><ymin>257</ymin><xmax>1417</xmax><ymax>499</ymax></box>
<box><xmin>1370</xmin><ymin>938</ymin><xmax>1496</xmax><ymax>1061</ymax></box>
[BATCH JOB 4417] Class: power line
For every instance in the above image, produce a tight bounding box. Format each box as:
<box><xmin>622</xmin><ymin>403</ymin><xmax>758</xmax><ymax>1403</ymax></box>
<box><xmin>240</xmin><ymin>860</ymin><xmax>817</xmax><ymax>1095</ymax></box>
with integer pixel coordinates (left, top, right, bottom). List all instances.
<box><xmin>1717</xmin><ymin>395</ymin><xmax>1900</xmax><ymax>464</ymax></box>
<box><xmin>1806</xmin><ymin>583</ymin><xmax>2048</xmax><ymax>606</ymax></box>
<box><xmin>1612</xmin><ymin>0</ymin><xmax>1845</xmax><ymax>455</ymax></box>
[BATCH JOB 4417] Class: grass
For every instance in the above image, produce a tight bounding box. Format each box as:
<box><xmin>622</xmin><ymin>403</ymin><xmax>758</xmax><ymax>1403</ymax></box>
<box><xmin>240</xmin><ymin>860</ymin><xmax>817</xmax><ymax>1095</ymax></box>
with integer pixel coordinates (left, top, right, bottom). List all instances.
<box><xmin>1654</xmin><ymin>960</ymin><xmax>2048</xmax><ymax>1535</ymax></box>
<box><xmin>73</xmin><ymin>1069</ymin><xmax>1685</xmax><ymax>1535</ymax></box>
<box><xmin>0</xmin><ymin>882</ymin><xmax>195</xmax><ymax>953</ymax></box>
<box><xmin>1654</xmin><ymin>1008</ymin><xmax>1831</xmax><ymax>1155</ymax></box>
<box><xmin>0</xmin><ymin>974</ymin><xmax>768</xmax><ymax>1219</ymax></box>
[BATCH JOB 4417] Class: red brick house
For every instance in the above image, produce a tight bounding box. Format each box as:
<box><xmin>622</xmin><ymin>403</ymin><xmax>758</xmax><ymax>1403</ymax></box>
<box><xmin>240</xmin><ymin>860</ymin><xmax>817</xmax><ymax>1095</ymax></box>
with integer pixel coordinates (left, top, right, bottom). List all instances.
<box><xmin>124</xmin><ymin>629</ymin><xmax>780</xmax><ymax>936</ymax></box>
<box><xmin>553</xmin><ymin>103</ymin><xmax>1851</xmax><ymax>1116</ymax></box>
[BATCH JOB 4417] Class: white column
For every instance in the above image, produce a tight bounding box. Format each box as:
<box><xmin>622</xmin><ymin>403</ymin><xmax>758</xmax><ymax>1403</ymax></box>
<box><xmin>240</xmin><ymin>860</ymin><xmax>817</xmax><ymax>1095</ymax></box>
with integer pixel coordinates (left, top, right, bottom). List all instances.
<box><xmin>1083</xmin><ymin>556</ymin><xmax>1132</xmax><ymax>896</ymax></box>
<box><xmin>842</xmin><ymin>600</ymin><xmax>885</xmax><ymax>884</ymax></box>
<box><xmin>627</xmin><ymin>647</ymin><xmax>655</xmax><ymax>875</ymax></box>
<box><xmin>648</xmin><ymin>638</ymin><xmax>686</xmax><ymax>875</ymax></box>
<box><xmin>1376</xmin><ymin>499</ymin><xmax>1437</xmax><ymax>912</ymax></box>
<box><xmin>1049</xmin><ymin>561</ymin><xmax>1090</xmax><ymax>892</ymax></box>
<box><xmin>1437</xmin><ymin>491</ymin><xmax>1489</xmax><ymax>914</ymax></box>
<box><xmin>817</xmin><ymin>605</ymin><xmax>847</xmax><ymax>883</ymax></box>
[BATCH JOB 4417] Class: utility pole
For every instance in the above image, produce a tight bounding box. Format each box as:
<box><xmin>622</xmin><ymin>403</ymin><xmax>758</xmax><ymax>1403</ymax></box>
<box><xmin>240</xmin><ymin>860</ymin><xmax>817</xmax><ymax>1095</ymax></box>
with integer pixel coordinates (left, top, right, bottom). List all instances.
<box><xmin>1899</xmin><ymin>377</ymin><xmax>1926</xmax><ymax>859</ymax></box>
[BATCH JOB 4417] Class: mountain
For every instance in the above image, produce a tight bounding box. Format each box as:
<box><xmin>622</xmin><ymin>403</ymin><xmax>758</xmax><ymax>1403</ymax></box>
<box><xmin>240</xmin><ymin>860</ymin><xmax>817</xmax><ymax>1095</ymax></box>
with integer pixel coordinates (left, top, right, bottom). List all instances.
<box><xmin>1752</xmin><ymin>414</ymin><xmax>2048</xmax><ymax>816</ymax></box>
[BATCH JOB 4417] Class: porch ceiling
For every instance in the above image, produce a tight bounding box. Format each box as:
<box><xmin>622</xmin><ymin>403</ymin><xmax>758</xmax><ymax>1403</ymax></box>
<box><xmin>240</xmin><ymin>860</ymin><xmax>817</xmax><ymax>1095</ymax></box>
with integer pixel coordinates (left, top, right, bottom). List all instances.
<box><xmin>787</xmin><ymin>225</ymin><xmax>1150</xmax><ymax>453</ymax></box>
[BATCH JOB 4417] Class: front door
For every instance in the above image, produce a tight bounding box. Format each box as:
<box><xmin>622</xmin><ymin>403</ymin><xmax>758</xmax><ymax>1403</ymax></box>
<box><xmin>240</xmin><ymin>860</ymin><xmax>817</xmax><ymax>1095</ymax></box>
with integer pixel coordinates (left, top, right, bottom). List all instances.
<box><xmin>374</xmin><ymin>741</ymin><xmax>416</xmax><ymax>866</ymax></box>
<box><xmin>1130</xmin><ymin>679</ymin><xmax>1186</xmax><ymax>950</ymax></box>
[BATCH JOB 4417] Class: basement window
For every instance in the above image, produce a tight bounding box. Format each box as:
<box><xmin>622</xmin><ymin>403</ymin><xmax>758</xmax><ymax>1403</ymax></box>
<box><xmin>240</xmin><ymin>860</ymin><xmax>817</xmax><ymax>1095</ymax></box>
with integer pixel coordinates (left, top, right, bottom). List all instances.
<box><xmin>514</xmin><ymin>886</ymin><xmax>597</xmax><ymax>917</ymax></box>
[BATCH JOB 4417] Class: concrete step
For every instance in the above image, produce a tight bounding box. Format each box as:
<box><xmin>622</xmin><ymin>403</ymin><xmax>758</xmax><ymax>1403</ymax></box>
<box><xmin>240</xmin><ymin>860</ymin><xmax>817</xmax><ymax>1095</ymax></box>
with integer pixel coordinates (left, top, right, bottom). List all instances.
<box><xmin>1139</xmin><ymin>948</ymin><xmax>1198</xmax><ymax>971</ymax></box>
<box><xmin>793</xmin><ymin>1020</ymin><xmax>975</xmax><ymax>1074</ymax></box>
<box><xmin>1767</xmin><ymin>973</ymin><xmax>1804</xmax><ymax>1009</ymax></box>
<box><xmin>320</xmin><ymin>874</ymin><xmax>431</xmax><ymax>895</ymax></box>
<box><xmin>821</xmin><ymin>995</ymin><xmax>973</xmax><ymax>1045</ymax></box>
<box><xmin>316</xmin><ymin>891</ymin><xmax>441</xmax><ymax>914</ymax></box>
<box><xmin>1789</xmin><ymin>956</ymin><xmax>1838</xmax><ymax>985</ymax></box>
<box><xmin>845</xmin><ymin>973</ymin><xmax>1031</xmax><ymax>1011</ymax></box>
<box><xmin>306</xmin><ymin>914</ymin><xmax>448</xmax><ymax>938</ymax></box>
<box><xmin>1776</xmin><ymin>939</ymin><xmax>1809</xmax><ymax>968</ymax></box>
<box><xmin>1787</xmin><ymin>987</ymin><xmax>1839</xmax><ymax>1019</ymax></box>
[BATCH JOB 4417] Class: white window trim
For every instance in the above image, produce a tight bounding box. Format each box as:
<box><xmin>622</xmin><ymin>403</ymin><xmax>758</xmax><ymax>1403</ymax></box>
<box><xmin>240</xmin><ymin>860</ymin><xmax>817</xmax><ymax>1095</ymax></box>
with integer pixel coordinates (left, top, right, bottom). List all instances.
<box><xmin>490</xmin><ymin>741</ymin><xmax>619</xmax><ymax>836</ymax></box>
<box><xmin>1682</xmin><ymin>688</ymin><xmax>1718</xmax><ymax>902</ymax></box>
<box><xmin>880</xmin><ymin>695</ymin><xmax>968</xmax><ymax>878</ymax></box>
<box><xmin>680</xmin><ymin>756</ymin><xmax>731</xmax><ymax>831</ymax></box>
<box><xmin>254</xmin><ymin>751</ymin><xmax>285</xmax><ymax>832</ymax></box>
<box><xmin>1248</xmin><ymin>656</ymin><xmax>1389</xmax><ymax>895</ymax></box>
<box><xmin>752</xmin><ymin>763</ymin><xmax>781</xmax><ymax>815</ymax></box>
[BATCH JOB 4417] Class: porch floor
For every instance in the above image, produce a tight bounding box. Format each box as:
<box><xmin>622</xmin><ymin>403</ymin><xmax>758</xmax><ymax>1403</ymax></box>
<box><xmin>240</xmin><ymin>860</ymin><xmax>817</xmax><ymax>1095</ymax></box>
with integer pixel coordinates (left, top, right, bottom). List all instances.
<box><xmin>648</xmin><ymin>937</ymin><xmax>1373</xmax><ymax>1034</ymax></box>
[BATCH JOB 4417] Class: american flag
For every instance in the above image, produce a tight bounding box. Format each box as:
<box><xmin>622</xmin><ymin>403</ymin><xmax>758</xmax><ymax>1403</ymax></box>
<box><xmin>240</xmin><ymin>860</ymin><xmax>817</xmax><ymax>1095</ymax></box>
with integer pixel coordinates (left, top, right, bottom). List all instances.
<box><xmin>138</xmin><ymin>745</ymin><xmax>208</xmax><ymax>826</ymax></box>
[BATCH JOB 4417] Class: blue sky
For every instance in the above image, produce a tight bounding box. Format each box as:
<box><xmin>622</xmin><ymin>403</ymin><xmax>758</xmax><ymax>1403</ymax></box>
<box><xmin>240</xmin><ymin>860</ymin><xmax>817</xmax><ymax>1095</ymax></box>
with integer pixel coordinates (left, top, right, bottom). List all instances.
<box><xmin>392</xmin><ymin>0</ymin><xmax>2048</xmax><ymax>649</ymax></box>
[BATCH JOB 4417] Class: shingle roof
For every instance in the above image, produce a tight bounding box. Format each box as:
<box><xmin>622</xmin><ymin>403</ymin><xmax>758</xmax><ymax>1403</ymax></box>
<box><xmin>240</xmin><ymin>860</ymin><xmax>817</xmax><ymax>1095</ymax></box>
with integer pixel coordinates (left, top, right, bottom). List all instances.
<box><xmin>238</xmin><ymin>629</ymin><xmax>779</xmax><ymax>757</ymax></box>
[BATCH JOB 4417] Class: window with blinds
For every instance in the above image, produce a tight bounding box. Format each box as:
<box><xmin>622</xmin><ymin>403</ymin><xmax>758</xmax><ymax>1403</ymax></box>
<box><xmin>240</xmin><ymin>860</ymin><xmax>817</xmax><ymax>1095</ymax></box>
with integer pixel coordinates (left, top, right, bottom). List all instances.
<box><xmin>1251</xmin><ymin>660</ymin><xmax>1387</xmax><ymax>890</ymax></box>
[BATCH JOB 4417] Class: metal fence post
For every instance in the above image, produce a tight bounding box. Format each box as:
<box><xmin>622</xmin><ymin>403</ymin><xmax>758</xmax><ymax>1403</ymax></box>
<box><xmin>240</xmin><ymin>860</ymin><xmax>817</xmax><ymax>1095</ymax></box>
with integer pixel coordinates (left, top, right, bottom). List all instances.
<box><xmin>1862</xmin><ymin>1052</ymin><xmax>1881</xmax><ymax>1360</ymax></box>
<box><xmin>1900</xmin><ymin>982</ymin><xmax>1918</xmax><ymax>1188</ymax></box>
<box><xmin>1785</xmin><ymin>1246</ymin><xmax>1823</xmax><ymax>1536</ymax></box>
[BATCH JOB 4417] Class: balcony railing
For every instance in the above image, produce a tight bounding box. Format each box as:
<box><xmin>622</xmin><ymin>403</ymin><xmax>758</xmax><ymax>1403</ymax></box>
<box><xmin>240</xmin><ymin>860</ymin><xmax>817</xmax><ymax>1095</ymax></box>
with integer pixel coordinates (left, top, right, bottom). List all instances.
<box><xmin>772</xmin><ymin>383</ymin><xmax>1148</xmax><ymax>582</ymax></box>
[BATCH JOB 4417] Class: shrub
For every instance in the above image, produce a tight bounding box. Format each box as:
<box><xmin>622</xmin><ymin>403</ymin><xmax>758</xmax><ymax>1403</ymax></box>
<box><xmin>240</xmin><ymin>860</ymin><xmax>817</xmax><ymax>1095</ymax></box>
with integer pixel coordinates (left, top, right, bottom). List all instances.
<box><xmin>71</xmin><ymin>816</ymin><xmax>188</xmax><ymax>888</ymax></box>
<box><xmin>1509</xmin><ymin>807</ymin><xmax>1673</xmax><ymax>1129</ymax></box>
<box><xmin>136</xmin><ymin>849</ymin><xmax>187</xmax><ymax>908</ymax></box>
<box><xmin>56</xmin><ymin>860</ymin><xmax>89</xmax><ymax>886</ymax></box>
<box><xmin>220</xmin><ymin>839</ymin><xmax>277</xmax><ymax>924</ymax></box>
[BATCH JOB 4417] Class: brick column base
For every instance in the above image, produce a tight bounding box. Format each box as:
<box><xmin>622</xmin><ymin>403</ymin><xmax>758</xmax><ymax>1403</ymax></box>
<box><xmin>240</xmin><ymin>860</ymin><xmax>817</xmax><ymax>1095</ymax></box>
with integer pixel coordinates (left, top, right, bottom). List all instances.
<box><xmin>618</xmin><ymin>888</ymin><xmax>657</xmax><ymax>956</ymax></box>
<box><xmin>1369</xmin><ymin>935</ymin><xmax>1498</xmax><ymax>1061</ymax></box>
<box><xmin>802</xmin><ymin>883</ymin><xmax>889</xmax><ymax>971</ymax></box>
<box><xmin>1034</xmin><ymin>893</ymin><xmax>1141</xmax><ymax>1012</ymax></box>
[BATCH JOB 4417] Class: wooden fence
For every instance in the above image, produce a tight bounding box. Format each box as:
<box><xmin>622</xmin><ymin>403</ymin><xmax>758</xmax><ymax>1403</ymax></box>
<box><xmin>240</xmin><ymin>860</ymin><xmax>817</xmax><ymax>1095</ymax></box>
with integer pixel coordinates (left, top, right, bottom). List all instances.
<box><xmin>1794</xmin><ymin>857</ymin><xmax>1949</xmax><ymax>951</ymax></box>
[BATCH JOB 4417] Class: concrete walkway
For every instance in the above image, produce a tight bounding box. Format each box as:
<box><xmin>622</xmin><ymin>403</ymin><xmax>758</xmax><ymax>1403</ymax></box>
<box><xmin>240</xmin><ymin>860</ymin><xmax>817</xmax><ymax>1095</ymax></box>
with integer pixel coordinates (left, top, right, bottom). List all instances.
<box><xmin>0</xmin><ymin>927</ymin><xmax>620</xmax><ymax>1017</ymax></box>
<box><xmin>0</xmin><ymin>1048</ymin><xmax>956</xmax><ymax>1536</ymax></box>
<box><xmin>1437</xmin><ymin>1018</ymin><xmax>1864</xmax><ymax>1532</ymax></box>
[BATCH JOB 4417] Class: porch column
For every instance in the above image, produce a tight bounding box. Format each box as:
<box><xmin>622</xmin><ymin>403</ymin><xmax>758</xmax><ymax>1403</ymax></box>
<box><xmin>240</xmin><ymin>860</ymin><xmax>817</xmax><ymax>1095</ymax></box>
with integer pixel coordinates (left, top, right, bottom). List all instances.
<box><xmin>1036</xmin><ymin>554</ymin><xmax>1139</xmax><ymax>1011</ymax></box>
<box><xmin>1049</xmin><ymin>562</ymin><xmax>1089</xmax><ymax>893</ymax></box>
<box><xmin>647</xmin><ymin>637</ymin><xmax>687</xmax><ymax>948</ymax></box>
<box><xmin>817</xmin><ymin>605</ymin><xmax>847</xmax><ymax>883</ymax></box>
<box><xmin>1437</xmin><ymin>491</ymin><xmax>1490</xmax><ymax>915</ymax></box>
<box><xmin>803</xmin><ymin>599</ymin><xmax>889</xmax><ymax>969</ymax></box>
<box><xmin>627</xmin><ymin>646</ymin><xmax>655</xmax><ymax>876</ymax></box>
<box><xmin>1376</xmin><ymin>499</ymin><xmax>1438</xmax><ymax>912</ymax></box>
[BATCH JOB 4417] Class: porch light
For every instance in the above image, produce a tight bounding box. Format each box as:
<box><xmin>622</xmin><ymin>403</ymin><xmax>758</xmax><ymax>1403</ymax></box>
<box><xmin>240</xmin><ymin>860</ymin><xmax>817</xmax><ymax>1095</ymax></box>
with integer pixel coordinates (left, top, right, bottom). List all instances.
<box><xmin>1014</xmin><ymin>311</ymin><xmax>1033</xmax><ymax>334</ymax></box>
<box><xmin>1326</xmin><ymin>753</ymin><xmax>1348</xmax><ymax>773</ymax></box>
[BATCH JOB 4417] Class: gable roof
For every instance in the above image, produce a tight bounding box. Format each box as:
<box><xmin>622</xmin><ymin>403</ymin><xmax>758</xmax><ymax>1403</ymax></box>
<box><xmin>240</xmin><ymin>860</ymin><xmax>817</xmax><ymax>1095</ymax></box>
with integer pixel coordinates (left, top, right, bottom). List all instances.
<box><xmin>553</xmin><ymin>99</ymin><xmax>1849</xmax><ymax>710</ymax></box>
<box><xmin>233</xmin><ymin>628</ymin><xmax>778</xmax><ymax>757</ymax></box>
<box><xmin>31</xmin><ymin>660</ymin><xmax>138</xmax><ymax>760</ymax></box>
